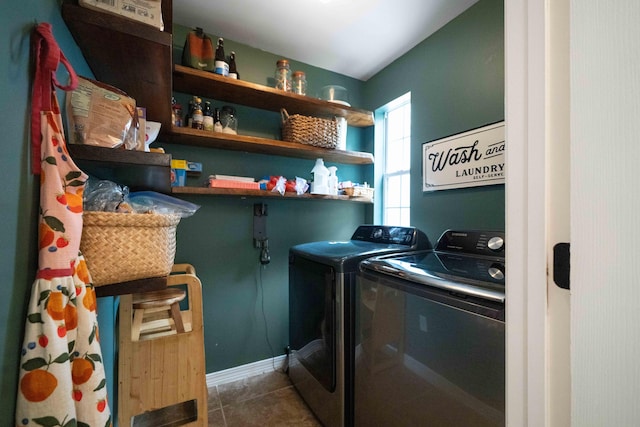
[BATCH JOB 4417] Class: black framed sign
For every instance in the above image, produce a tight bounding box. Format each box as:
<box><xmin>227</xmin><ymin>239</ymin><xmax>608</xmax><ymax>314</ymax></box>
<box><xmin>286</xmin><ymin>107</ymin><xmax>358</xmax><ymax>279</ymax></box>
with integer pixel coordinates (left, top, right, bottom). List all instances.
<box><xmin>422</xmin><ymin>121</ymin><xmax>505</xmax><ymax>192</ymax></box>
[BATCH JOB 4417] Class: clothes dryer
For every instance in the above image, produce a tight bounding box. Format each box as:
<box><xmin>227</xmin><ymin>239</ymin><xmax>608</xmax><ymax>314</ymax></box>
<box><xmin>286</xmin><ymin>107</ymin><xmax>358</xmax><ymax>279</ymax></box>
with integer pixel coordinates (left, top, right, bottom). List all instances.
<box><xmin>288</xmin><ymin>225</ymin><xmax>431</xmax><ymax>427</ymax></box>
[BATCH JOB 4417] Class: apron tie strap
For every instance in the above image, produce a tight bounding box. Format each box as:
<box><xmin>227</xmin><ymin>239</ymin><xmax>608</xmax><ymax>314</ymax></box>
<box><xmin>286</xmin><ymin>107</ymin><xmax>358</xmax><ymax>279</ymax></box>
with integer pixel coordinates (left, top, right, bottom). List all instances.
<box><xmin>31</xmin><ymin>23</ymin><xmax>78</xmax><ymax>174</ymax></box>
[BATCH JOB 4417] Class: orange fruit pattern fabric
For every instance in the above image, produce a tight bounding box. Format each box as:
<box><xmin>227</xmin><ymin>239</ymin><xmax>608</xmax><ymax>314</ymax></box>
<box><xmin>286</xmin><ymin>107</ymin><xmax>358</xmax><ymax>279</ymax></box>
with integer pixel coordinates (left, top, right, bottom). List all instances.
<box><xmin>16</xmin><ymin>95</ymin><xmax>112</xmax><ymax>425</ymax></box>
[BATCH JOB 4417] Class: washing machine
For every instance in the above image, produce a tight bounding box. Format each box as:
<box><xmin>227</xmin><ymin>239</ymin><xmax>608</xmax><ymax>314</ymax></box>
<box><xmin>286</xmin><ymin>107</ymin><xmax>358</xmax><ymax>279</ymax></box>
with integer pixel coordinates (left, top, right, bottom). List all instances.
<box><xmin>288</xmin><ymin>225</ymin><xmax>431</xmax><ymax>427</ymax></box>
<box><xmin>354</xmin><ymin>229</ymin><xmax>506</xmax><ymax>426</ymax></box>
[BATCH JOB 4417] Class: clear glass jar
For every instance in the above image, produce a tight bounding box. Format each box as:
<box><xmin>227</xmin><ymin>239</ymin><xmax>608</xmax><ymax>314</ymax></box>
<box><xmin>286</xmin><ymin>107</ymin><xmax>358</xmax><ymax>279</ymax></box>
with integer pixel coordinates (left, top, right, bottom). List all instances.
<box><xmin>275</xmin><ymin>59</ymin><xmax>292</xmax><ymax>92</ymax></box>
<box><xmin>219</xmin><ymin>106</ymin><xmax>238</xmax><ymax>134</ymax></box>
<box><xmin>292</xmin><ymin>71</ymin><xmax>307</xmax><ymax>95</ymax></box>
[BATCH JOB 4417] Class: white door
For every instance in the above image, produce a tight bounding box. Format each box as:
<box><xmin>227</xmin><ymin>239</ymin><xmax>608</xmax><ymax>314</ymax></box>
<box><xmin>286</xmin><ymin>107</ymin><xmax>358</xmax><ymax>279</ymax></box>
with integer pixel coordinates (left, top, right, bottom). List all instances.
<box><xmin>507</xmin><ymin>1</ymin><xmax>640</xmax><ymax>426</ymax></box>
<box><xmin>569</xmin><ymin>1</ymin><xmax>640</xmax><ymax>425</ymax></box>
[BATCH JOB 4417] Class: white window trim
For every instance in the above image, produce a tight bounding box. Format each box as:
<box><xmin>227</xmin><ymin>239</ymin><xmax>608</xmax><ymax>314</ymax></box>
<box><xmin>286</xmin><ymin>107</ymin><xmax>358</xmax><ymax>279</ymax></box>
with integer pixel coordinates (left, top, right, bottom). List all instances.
<box><xmin>377</xmin><ymin>93</ymin><xmax>411</xmax><ymax>226</ymax></box>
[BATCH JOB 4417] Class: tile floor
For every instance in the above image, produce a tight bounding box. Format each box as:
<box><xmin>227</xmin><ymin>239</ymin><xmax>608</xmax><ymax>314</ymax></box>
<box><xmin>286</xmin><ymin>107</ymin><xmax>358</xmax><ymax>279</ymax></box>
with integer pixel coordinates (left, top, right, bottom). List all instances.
<box><xmin>207</xmin><ymin>370</ymin><xmax>322</xmax><ymax>427</ymax></box>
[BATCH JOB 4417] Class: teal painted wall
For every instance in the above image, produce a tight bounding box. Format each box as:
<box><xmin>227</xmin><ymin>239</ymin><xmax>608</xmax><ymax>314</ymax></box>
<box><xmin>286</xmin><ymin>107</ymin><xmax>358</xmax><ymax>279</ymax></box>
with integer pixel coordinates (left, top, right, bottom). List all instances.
<box><xmin>0</xmin><ymin>0</ymin><xmax>120</xmax><ymax>420</ymax></box>
<box><xmin>0</xmin><ymin>0</ymin><xmax>503</xmax><ymax>420</ymax></box>
<box><xmin>166</xmin><ymin>24</ymin><xmax>369</xmax><ymax>373</ymax></box>
<box><xmin>363</xmin><ymin>0</ymin><xmax>505</xmax><ymax>243</ymax></box>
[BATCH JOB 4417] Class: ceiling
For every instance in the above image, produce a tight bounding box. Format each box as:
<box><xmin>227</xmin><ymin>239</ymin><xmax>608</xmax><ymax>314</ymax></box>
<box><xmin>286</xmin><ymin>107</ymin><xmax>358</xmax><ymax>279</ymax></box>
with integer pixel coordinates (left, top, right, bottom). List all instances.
<box><xmin>173</xmin><ymin>0</ymin><xmax>479</xmax><ymax>81</ymax></box>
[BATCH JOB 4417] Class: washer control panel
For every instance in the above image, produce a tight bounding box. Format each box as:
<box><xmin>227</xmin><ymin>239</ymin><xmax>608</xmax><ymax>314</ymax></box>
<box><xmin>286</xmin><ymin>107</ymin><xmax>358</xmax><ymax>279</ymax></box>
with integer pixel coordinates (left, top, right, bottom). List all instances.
<box><xmin>435</xmin><ymin>230</ymin><xmax>506</xmax><ymax>258</ymax></box>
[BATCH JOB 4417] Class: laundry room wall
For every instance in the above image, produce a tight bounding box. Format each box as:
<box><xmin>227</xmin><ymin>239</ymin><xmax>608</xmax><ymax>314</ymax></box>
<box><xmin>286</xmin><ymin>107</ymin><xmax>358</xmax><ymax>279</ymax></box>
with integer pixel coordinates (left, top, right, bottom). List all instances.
<box><xmin>1</xmin><ymin>0</ymin><xmax>504</xmax><ymax>418</ymax></box>
<box><xmin>363</xmin><ymin>0</ymin><xmax>505</xmax><ymax>243</ymax></box>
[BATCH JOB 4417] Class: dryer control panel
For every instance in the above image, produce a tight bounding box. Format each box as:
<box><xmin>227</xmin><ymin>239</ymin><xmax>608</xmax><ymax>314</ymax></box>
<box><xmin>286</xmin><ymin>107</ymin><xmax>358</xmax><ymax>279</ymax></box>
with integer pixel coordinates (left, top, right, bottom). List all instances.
<box><xmin>351</xmin><ymin>225</ymin><xmax>431</xmax><ymax>249</ymax></box>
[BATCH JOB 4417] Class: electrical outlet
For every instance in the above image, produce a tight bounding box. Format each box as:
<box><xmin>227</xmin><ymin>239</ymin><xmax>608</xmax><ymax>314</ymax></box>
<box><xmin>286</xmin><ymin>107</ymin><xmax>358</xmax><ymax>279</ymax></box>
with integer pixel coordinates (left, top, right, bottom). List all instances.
<box><xmin>419</xmin><ymin>315</ymin><xmax>428</xmax><ymax>332</ymax></box>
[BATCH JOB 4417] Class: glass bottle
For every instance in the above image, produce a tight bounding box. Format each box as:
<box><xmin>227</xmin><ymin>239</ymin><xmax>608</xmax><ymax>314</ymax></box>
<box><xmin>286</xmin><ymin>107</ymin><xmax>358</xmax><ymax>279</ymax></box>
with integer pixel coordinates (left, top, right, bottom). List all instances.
<box><xmin>203</xmin><ymin>101</ymin><xmax>214</xmax><ymax>131</ymax></box>
<box><xmin>172</xmin><ymin>101</ymin><xmax>183</xmax><ymax>127</ymax></box>
<box><xmin>274</xmin><ymin>59</ymin><xmax>292</xmax><ymax>91</ymax></box>
<box><xmin>171</xmin><ymin>96</ymin><xmax>177</xmax><ymax>126</ymax></box>
<box><xmin>228</xmin><ymin>51</ymin><xmax>239</xmax><ymax>79</ymax></box>
<box><xmin>191</xmin><ymin>97</ymin><xmax>204</xmax><ymax>130</ymax></box>
<box><xmin>220</xmin><ymin>106</ymin><xmax>238</xmax><ymax>134</ymax></box>
<box><xmin>292</xmin><ymin>71</ymin><xmax>307</xmax><ymax>95</ymax></box>
<box><xmin>213</xmin><ymin>107</ymin><xmax>223</xmax><ymax>132</ymax></box>
<box><xmin>184</xmin><ymin>97</ymin><xmax>195</xmax><ymax>128</ymax></box>
<box><xmin>214</xmin><ymin>38</ymin><xmax>229</xmax><ymax>76</ymax></box>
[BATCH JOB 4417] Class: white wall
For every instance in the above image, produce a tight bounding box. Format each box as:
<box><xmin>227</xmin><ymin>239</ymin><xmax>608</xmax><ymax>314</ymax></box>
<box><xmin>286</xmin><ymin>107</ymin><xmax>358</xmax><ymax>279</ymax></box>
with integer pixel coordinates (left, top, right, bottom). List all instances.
<box><xmin>570</xmin><ymin>1</ymin><xmax>640</xmax><ymax>425</ymax></box>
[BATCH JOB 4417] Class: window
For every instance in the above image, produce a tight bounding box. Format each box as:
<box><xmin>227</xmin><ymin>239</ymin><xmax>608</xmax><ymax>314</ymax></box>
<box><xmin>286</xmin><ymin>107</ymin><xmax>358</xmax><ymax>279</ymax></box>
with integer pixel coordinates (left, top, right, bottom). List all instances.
<box><xmin>378</xmin><ymin>93</ymin><xmax>411</xmax><ymax>226</ymax></box>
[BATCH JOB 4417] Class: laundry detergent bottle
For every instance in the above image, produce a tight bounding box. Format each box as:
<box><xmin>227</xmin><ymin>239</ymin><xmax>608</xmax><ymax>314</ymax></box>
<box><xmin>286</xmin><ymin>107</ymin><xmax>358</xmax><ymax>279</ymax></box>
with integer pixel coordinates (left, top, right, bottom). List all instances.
<box><xmin>311</xmin><ymin>158</ymin><xmax>330</xmax><ymax>194</ymax></box>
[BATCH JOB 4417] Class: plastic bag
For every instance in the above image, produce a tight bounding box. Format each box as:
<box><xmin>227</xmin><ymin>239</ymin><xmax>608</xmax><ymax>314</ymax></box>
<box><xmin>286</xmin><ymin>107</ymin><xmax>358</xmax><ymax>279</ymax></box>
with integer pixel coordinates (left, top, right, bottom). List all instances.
<box><xmin>66</xmin><ymin>76</ymin><xmax>137</xmax><ymax>149</ymax></box>
<box><xmin>83</xmin><ymin>177</ymin><xmax>132</xmax><ymax>212</ymax></box>
<box><xmin>128</xmin><ymin>191</ymin><xmax>200</xmax><ymax>218</ymax></box>
<box><xmin>295</xmin><ymin>177</ymin><xmax>309</xmax><ymax>195</ymax></box>
<box><xmin>271</xmin><ymin>176</ymin><xmax>287</xmax><ymax>196</ymax></box>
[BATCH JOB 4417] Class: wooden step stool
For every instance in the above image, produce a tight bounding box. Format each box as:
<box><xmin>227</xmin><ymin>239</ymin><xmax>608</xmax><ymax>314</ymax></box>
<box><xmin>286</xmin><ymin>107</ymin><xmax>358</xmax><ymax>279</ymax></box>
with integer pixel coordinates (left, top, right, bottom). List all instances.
<box><xmin>131</xmin><ymin>287</ymin><xmax>187</xmax><ymax>341</ymax></box>
<box><xmin>118</xmin><ymin>264</ymin><xmax>208</xmax><ymax>426</ymax></box>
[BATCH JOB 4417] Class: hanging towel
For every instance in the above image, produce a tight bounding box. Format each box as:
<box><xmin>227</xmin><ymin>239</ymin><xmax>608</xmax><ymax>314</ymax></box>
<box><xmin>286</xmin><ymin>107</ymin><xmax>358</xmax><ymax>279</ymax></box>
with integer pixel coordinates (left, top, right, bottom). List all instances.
<box><xmin>15</xmin><ymin>23</ymin><xmax>112</xmax><ymax>426</ymax></box>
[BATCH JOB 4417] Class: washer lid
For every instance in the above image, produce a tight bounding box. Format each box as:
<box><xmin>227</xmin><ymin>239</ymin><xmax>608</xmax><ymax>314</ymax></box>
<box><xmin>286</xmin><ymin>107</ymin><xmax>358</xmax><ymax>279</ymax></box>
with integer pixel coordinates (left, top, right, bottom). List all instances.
<box><xmin>289</xmin><ymin>225</ymin><xmax>432</xmax><ymax>271</ymax></box>
<box><xmin>361</xmin><ymin>249</ymin><xmax>505</xmax><ymax>303</ymax></box>
<box><xmin>290</xmin><ymin>240</ymin><xmax>418</xmax><ymax>271</ymax></box>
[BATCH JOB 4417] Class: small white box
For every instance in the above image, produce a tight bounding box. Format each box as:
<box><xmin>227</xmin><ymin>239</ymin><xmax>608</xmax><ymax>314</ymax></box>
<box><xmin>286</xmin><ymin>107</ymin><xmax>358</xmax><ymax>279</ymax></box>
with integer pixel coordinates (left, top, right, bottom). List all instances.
<box><xmin>79</xmin><ymin>0</ymin><xmax>164</xmax><ymax>30</ymax></box>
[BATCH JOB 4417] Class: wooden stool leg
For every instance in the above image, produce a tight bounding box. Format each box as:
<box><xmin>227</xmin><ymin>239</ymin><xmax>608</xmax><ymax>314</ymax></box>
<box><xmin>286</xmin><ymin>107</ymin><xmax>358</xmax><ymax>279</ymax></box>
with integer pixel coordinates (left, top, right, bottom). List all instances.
<box><xmin>131</xmin><ymin>308</ymin><xmax>145</xmax><ymax>341</ymax></box>
<box><xmin>170</xmin><ymin>302</ymin><xmax>185</xmax><ymax>333</ymax></box>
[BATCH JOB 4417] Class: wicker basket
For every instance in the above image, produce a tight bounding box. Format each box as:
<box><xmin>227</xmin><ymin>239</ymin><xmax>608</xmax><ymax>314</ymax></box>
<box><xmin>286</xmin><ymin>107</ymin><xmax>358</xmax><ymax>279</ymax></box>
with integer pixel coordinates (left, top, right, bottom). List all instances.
<box><xmin>80</xmin><ymin>211</ymin><xmax>181</xmax><ymax>286</ymax></box>
<box><xmin>281</xmin><ymin>108</ymin><xmax>339</xmax><ymax>149</ymax></box>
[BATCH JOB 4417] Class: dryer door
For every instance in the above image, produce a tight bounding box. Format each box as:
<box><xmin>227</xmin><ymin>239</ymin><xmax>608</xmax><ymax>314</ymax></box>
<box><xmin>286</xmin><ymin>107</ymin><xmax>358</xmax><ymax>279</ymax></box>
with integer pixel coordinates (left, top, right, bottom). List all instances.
<box><xmin>289</xmin><ymin>254</ymin><xmax>337</xmax><ymax>392</ymax></box>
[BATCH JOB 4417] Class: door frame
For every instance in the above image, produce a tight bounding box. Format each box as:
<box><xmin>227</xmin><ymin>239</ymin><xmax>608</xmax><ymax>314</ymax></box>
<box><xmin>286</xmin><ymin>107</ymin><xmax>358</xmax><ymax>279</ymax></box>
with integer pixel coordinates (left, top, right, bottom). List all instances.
<box><xmin>505</xmin><ymin>0</ymin><xmax>549</xmax><ymax>425</ymax></box>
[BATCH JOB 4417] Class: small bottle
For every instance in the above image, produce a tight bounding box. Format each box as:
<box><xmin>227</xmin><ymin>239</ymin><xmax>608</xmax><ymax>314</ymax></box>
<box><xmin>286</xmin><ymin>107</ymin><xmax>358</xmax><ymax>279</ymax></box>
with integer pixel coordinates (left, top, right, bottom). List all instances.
<box><xmin>184</xmin><ymin>97</ymin><xmax>195</xmax><ymax>128</ymax></box>
<box><xmin>328</xmin><ymin>166</ymin><xmax>338</xmax><ymax>195</ymax></box>
<box><xmin>173</xmin><ymin>102</ymin><xmax>183</xmax><ymax>127</ymax></box>
<box><xmin>213</xmin><ymin>107</ymin><xmax>223</xmax><ymax>132</ymax></box>
<box><xmin>171</xmin><ymin>96</ymin><xmax>177</xmax><ymax>126</ymax></box>
<box><xmin>191</xmin><ymin>97</ymin><xmax>204</xmax><ymax>130</ymax></box>
<box><xmin>228</xmin><ymin>51</ymin><xmax>239</xmax><ymax>79</ymax></box>
<box><xmin>214</xmin><ymin>38</ymin><xmax>229</xmax><ymax>76</ymax></box>
<box><xmin>220</xmin><ymin>106</ymin><xmax>238</xmax><ymax>134</ymax></box>
<box><xmin>292</xmin><ymin>71</ymin><xmax>307</xmax><ymax>95</ymax></box>
<box><xmin>274</xmin><ymin>59</ymin><xmax>292</xmax><ymax>91</ymax></box>
<box><xmin>203</xmin><ymin>101</ymin><xmax>214</xmax><ymax>131</ymax></box>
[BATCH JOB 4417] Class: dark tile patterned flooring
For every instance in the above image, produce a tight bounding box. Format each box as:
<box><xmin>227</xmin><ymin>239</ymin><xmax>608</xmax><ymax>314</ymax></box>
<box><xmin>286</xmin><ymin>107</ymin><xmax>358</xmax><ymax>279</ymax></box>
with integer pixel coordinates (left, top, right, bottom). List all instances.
<box><xmin>207</xmin><ymin>370</ymin><xmax>322</xmax><ymax>426</ymax></box>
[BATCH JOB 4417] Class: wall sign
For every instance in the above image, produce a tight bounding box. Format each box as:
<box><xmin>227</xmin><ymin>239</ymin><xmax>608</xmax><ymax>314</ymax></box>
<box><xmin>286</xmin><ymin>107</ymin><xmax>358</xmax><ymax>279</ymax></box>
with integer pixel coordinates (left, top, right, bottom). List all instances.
<box><xmin>422</xmin><ymin>121</ymin><xmax>505</xmax><ymax>192</ymax></box>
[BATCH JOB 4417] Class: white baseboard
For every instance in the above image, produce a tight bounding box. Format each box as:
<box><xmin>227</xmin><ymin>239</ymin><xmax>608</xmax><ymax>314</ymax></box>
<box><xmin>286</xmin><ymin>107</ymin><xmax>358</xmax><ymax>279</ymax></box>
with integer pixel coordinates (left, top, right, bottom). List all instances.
<box><xmin>205</xmin><ymin>355</ymin><xmax>287</xmax><ymax>388</ymax></box>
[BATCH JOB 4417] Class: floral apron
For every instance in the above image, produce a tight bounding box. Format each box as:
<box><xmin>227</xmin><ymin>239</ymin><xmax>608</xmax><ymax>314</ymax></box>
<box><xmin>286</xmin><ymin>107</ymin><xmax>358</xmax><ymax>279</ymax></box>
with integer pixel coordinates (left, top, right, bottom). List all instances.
<box><xmin>15</xmin><ymin>23</ymin><xmax>111</xmax><ymax>427</ymax></box>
